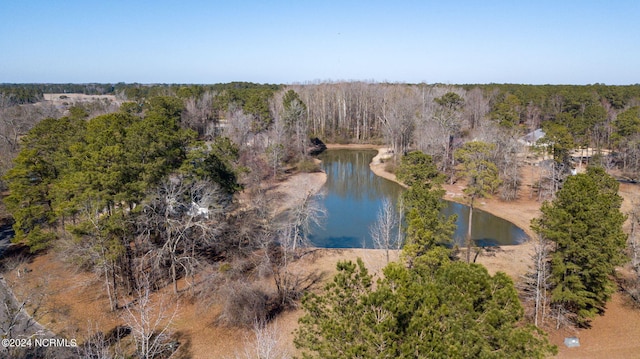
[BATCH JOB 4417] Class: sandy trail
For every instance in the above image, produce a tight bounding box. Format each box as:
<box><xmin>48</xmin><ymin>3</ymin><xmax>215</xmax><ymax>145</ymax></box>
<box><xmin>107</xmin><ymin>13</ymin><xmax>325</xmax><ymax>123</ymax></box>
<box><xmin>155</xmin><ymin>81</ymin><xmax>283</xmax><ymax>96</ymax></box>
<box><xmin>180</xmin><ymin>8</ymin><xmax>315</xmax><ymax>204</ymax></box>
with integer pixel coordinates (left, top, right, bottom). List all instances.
<box><xmin>6</xmin><ymin>145</ymin><xmax>640</xmax><ymax>358</ymax></box>
<box><xmin>329</xmin><ymin>145</ymin><xmax>640</xmax><ymax>358</ymax></box>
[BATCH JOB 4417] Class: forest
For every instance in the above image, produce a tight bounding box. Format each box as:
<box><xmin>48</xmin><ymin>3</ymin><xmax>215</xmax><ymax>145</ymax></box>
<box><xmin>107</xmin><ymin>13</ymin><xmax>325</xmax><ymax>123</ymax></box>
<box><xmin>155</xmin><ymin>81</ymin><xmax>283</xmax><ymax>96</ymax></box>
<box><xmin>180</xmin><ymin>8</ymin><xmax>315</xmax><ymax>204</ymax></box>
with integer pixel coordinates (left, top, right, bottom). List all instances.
<box><xmin>0</xmin><ymin>81</ymin><xmax>639</xmax><ymax>358</ymax></box>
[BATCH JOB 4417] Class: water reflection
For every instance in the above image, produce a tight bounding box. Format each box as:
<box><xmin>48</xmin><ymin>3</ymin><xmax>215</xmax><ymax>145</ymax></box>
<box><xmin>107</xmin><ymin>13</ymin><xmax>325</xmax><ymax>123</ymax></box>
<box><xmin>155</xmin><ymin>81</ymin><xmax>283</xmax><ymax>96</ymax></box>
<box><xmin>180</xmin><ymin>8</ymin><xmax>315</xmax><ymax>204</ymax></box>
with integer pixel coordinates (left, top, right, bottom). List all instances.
<box><xmin>444</xmin><ymin>202</ymin><xmax>527</xmax><ymax>247</ymax></box>
<box><xmin>322</xmin><ymin>150</ymin><xmax>404</xmax><ymax>202</ymax></box>
<box><xmin>309</xmin><ymin>149</ymin><xmax>527</xmax><ymax>248</ymax></box>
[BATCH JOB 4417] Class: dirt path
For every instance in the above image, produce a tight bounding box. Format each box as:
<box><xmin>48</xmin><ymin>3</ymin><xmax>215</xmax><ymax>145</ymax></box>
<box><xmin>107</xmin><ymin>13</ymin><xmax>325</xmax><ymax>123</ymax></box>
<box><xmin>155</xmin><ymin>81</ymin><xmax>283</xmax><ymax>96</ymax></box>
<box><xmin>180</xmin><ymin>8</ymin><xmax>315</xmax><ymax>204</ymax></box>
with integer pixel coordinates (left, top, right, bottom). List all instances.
<box><xmin>6</xmin><ymin>146</ymin><xmax>640</xmax><ymax>358</ymax></box>
<box><xmin>293</xmin><ymin>145</ymin><xmax>640</xmax><ymax>358</ymax></box>
<box><xmin>369</xmin><ymin>148</ymin><xmax>539</xmax><ymax>278</ymax></box>
<box><xmin>369</xmin><ymin>148</ymin><xmax>640</xmax><ymax>358</ymax></box>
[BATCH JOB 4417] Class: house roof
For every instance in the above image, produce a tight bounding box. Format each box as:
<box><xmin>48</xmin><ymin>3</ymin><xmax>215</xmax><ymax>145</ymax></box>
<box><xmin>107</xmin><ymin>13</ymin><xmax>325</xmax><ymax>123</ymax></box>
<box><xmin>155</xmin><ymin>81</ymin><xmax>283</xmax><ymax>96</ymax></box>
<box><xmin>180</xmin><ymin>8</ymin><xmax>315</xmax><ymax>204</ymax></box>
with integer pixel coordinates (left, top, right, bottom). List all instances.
<box><xmin>521</xmin><ymin>129</ymin><xmax>545</xmax><ymax>144</ymax></box>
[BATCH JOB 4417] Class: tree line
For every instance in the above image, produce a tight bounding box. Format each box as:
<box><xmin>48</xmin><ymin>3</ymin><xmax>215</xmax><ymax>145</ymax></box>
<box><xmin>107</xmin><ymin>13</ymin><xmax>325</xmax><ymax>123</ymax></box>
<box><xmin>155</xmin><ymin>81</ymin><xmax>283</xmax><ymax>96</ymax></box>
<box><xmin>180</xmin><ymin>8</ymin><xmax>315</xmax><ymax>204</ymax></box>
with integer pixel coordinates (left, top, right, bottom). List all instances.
<box><xmin>0</xmin><ymin>90</ymin><xmax>332</xmax><ymax>357</ymax></box>
<box><xmin>0</xmin><ymin>81</ymin><xmax>638</xmax><ymax>357</ymax></box>
<box><xmin>4</xmin><ymin>82</ymin><xmax>640</xmax><ymax>186</ymax></box>
<box><xmin>295</xmin><ymin>152</ymin><xmax>557</xmax><ymax>358</ymax></box>
<box><xmin>295</xmin><ymin>149</ymin><xmax>628</xmax><ymax>357</ymax></box>
<box><xmin>175</xmin><ymin>81</ymin><xmax>640</xmax><ymax>201</ymax></box>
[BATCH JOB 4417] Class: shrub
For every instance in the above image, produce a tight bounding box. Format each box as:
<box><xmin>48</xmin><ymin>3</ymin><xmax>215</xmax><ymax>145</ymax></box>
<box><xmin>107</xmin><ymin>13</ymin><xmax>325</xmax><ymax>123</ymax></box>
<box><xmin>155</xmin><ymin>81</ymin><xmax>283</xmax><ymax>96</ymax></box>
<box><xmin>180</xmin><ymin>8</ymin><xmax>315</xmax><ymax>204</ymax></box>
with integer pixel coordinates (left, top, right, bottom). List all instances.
<box><xmin>218</xmin><ymin>282</ymin><xmax>270</xmax><ymax>327</ymax></box>
<box><xmin>384</xmin><ymin>160</ymin><xmax>397</xmax><ymax>174</ymax></box>
<box><xmin>296</xmin><ymin>158</ymin><xmax>321</xmax><ymax>173</ymax></box>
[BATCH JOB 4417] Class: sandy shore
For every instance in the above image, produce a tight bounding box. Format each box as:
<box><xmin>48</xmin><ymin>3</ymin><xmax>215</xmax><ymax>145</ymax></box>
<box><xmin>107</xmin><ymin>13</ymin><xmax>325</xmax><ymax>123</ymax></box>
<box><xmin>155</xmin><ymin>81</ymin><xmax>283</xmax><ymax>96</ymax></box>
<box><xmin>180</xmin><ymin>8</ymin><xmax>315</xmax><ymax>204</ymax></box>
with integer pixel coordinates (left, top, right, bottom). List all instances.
<box><xmin>287</xmin><ymin>146</ymin><xmax>640</xmax><ymax>359</ymax></box>
<box><xmin>266</xmin><ymin>145</ymin><xmax>539</xmax><ymax>280</ymax></box>
<box><xmin>270</xmin><ymin>145</ymin><xmax>540</xmax><ymax>279</ymax></box>
<box><xmin>11</xmin><ymin>145</ymin><xmax>638</xmax><ymax>358</ymax></box>
<box><xmin>271</xmin><ymin>170</ymin><xmax>327</xmax><ymax>215</ymax></box>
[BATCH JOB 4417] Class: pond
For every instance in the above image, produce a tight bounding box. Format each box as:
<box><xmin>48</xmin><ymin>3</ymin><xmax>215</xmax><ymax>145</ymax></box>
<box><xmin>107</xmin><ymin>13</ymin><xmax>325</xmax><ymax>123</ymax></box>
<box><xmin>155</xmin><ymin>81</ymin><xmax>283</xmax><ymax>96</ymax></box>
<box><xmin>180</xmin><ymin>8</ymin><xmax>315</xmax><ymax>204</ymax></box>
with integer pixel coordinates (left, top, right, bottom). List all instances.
<box><xmin>308</xmin><ymin>149</ymin><xmax>527</xmax><ymax>248</ymax></box>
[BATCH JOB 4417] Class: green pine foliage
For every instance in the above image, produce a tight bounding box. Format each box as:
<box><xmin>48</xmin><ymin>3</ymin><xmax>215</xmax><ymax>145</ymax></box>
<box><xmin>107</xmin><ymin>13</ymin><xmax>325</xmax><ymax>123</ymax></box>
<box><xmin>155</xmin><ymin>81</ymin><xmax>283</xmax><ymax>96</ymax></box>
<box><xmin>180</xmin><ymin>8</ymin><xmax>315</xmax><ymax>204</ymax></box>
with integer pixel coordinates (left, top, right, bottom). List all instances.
<box><xmin>613</xmin><ymin>106</ymin><xmax>640</xmax><ymax>144</ymax></box>
<box><xmin>454</xmin><ymin>141</ymin><xmax>501</xmax><ymax>206</ymax></box>
<box><xmin>532</xmin><ymin>166</ymin><xmax>627</xmax><ymax>325</ymax></box>
<box><xmin>454</xmin><ymin>141</ymin><xmax>501</xmax><ymax>262</ymax></box>
<box><xmin>180</xmin><ymin>137</ymin><xmax>242</xmax><ymax>194</ymax></box>
<box><xmin>295</xmin><ymin>259</ymin><xmax>556</xmax><ymax>358</ymax></box>
<box><xmin>3</xmin><ymin>116</ymin><xmax>86</xmax><ymax>250</ymax></box>
<box><xmin>296</xmin><ymin>150</ymin><xmax>556</xmax><ymax>358</ymax></box>
<box><xmin>395</xmin><ymin>151</ymin><xmax>456</xmax><ymax>266</ymax></box>
<box><xmin>490</xmin><ymin>94</ymin><xmax>522</xmax><ymax>128</ymax></box>
<box><xmin>2</xmin><ymin>96</ymin><xmax>237</xmax><ymax>252</ymax></box>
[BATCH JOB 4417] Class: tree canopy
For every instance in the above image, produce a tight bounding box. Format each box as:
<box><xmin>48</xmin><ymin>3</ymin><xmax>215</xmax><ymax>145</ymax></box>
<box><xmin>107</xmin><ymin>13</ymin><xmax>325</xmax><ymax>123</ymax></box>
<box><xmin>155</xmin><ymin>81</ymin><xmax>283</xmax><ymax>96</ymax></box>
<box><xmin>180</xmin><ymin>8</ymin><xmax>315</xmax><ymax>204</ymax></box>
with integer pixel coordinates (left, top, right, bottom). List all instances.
<box><xmin>532</xmin><ymin>166</ymin><xmax>627</xmax><ymax>325</ymax></box>
<box><xmin>295</xmin><ymin>150</ymin><xmax>556</xmax><ymax>358</ymax></box>
<box><xmin>396</xmin><ymin>151</ymin><xmax>455</xmax><ymax>267</ymax></box>
<box><xmin>2</xmin><ymin>96</ymin><xmax>239</xmax><ymax>252</ymax></box>
<box><xmin>296</xmin><ymin>258</ymin><xmax>556</xmax><ymax>358</ymax></box>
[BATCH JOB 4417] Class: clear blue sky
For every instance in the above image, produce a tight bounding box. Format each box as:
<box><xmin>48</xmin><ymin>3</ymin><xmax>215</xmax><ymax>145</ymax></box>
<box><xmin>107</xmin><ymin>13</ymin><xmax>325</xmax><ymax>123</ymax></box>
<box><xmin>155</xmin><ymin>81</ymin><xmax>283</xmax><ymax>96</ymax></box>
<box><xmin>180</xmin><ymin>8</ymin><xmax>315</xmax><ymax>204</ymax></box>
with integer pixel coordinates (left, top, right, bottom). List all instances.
<box><xmin>1</xmin><ymin>0</ymin><xmax>638</xmax><ymax>85</ymax></box>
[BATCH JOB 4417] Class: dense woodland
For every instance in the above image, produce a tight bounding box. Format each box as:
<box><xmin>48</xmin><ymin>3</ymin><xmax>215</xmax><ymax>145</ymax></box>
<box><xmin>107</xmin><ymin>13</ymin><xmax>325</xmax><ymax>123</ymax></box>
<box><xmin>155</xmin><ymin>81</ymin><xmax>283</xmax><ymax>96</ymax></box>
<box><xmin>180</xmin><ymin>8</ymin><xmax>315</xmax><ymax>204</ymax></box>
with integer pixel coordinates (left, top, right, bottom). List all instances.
<box><xmin>0</xmin><ymin>82</ymin><xmax>639</xmax><ymax>358</ymax></box>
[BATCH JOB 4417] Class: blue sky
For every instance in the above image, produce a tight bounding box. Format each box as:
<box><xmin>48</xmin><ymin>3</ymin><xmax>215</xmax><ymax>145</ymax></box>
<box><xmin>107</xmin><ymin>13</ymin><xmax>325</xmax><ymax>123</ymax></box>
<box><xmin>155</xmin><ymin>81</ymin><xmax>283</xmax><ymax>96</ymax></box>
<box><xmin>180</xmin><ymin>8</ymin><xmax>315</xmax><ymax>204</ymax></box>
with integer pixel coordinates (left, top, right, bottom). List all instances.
<box><xmin>1</xmin><ymin>0</ymin><xmax>638</xmax><ymax>85</ymax></box>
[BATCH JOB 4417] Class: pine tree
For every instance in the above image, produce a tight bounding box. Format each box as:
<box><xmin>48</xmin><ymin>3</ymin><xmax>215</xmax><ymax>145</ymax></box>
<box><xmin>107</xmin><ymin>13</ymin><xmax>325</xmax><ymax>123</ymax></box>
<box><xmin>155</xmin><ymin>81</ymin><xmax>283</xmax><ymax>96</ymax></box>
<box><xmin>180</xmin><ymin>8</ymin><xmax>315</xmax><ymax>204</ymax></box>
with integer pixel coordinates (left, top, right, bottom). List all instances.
<box><xmin>395</xmin><ymin>151</ymin><xmax>455</xmax><ymax>267</ymax></box>
<box><xmin>532</xmin><ymin>166</ymin><xmax>627</xmax><ymax>326</ymax></box>
<box><xmin>454</xmin><ymin>141</ymin><xmax>501</xmax><ymax>262</ymax></box>
<box><xmin>294</xmin><ymin>259</ymin><xmax>397</xmax><ymax>359</ymax></box>
<box><xmin>295</xmin><ymin>259</ymin><xmax>556</xmax><ymax>358</ymax></box>
<box><xmin>3</xmin><ymin>117</ymin><xmax>84</xmax><ymax>250</ymax></box>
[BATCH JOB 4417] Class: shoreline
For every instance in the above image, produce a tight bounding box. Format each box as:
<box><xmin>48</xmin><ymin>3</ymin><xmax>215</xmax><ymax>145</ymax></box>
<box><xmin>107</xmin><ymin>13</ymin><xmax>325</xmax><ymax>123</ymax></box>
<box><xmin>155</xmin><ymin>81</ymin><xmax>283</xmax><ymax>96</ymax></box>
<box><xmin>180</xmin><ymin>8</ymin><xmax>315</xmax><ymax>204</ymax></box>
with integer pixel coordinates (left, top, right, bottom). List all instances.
<box><xmin>279</xmin><ymin>145</ymin><xmax>537</xmax><ymax>278</ymax></box>
<box><xmin>282</xmin><ymin>145</ymin><xmax>635</xmax><ymax>279</ymax></box>
<box><xmin>366</xmin><ymin>147</ymin><xmax>538</xmax><ymax>277</ymax></box>
<box><xmin>11</xmin><ymin>145</ymin><xmax>636</xmax><ymax>358</ymax></box>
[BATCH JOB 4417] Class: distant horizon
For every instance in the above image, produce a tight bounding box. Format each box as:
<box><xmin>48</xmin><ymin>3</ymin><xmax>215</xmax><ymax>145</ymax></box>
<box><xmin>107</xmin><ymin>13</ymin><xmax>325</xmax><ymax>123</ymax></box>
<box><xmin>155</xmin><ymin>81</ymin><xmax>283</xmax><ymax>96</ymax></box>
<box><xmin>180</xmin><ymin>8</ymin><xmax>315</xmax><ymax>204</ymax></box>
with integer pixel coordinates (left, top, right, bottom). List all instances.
<box><xmin>3</xmin><ymin>80</ymin><xmax>640</xmax><ymax>87</ymax></box>
<box><xmin>2</xmin><ymin>1</ymin><xmax>639</xmax><ymax>85</ymax></box>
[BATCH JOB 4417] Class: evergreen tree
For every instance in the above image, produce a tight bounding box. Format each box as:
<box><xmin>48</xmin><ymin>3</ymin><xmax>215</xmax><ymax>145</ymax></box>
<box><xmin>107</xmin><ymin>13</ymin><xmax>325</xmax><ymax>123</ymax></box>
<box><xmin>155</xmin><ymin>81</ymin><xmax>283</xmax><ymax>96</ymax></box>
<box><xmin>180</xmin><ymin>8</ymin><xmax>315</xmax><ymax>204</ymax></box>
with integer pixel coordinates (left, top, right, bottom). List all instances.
<box><xmin>396</xmin><ymin>151</ymin><xmax>455</xmax><ymax>267</ymax></box>
<box><xmin>295</xmin><ymin>259</ymin><xmax>556</xmax><ymax>358</ymax></box>
<box><xmin>532</xmin><ymin>166</ymin><xmax>627</xmax><ymax>326</ymax></box>
<box><xmin>454</xmin><ymin>141</ymin><xmax>501</xmax><ymax>262</ymax></box>
<box><xmin>179</xmin><ymin>137</ymin><xmax>241</xmax><ymax>194</ymax></box>
<box><xmin>490</xmin><ymin>94</ymin><xmax>521</xmax><ymax>128</ymax></box>
<box><xmin>4</xmin><ymin>103</ymin><xmax>195</xmax><ymax>251</ymax></box>
<box><xmin>295</xmin><ymin>259</ymin><xmax>397</xmax><ymax>358</ymax></box>
<box><xmin>3</xmin><ymin>117</ymin><xmax>85</xmax><ymax>250</ymax></box>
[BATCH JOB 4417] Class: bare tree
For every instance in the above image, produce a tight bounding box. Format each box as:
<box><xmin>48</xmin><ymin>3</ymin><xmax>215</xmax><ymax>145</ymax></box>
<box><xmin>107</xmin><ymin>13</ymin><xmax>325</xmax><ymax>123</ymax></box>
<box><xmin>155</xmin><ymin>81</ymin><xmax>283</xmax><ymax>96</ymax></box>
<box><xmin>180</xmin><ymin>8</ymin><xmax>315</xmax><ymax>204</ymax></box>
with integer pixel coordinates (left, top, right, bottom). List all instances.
<box><xmin>121</xmin><ymin>275</ymin><xmax>178</xmax><ymax>359</ymax></box>
<box><xmin>279</xmin><ymin>190</ymin><xmax>326</xmax><ymax>253</ymax></box>
<box><xmin>225</xmin><ymin>104</ymin><xmax>253</xmax><ymax>148</ymax></box>
<box><xmin>77</xmin><ymin>322</ymin><xmax>126</xmax><ymax>359</ymax></box>
<box><xmin>0</xmin><ymin>260</ymin><xmax>72</xmax><ymax>359</ymax></box>
<box><xmin>524</xmin><ymin>101</ymin><xmax>543</xmax><ymax>133</ymax></box>
<box><xmin>0</xmin><ymin>272</ymin><xmax>50</xmax><ymax>342</ymax></box>
<box><xmin>266</xmin><ymin>110</ymin><xmax>288</xmax><ymax>178</ymax></box>
<box><xmin>271</xmin><ymin>189</ymin><xmax>326</xmax><ymax>306</ymax></box>
<box><xmin>379</xmin><ymin>86</ymin><xmax>417</xmax><ymax>156</ymax></box>
<box><xmin>478</xmin><ymin>125</ymin><xmax>524</xmax><ymax>201</ymax></box>
<box><xmin>231</xmin><ymin>320</ymin><xmax>291</xmax><ymax>359</ymax></box>
<box><xmin>630</xmin><ymin>199</ymin><xmax>640</xmax><ymax>273</ymax></box>
<box><xmin>414</xmin><ymin>86</ymin><xmax>466</xmax><ymax>179</ymax></box>
<box><xmin>67</xmin><ymin>199</ymin><xmax>124</xmax><ymax>311</ymax></box>
<box><xmin>520</xmin><ymin>234</ymin><xmax>552</xmax><ymax>327</ymax></box>
<box><xmin>621</xmin><ymin>199</ymin><xmax>640</xmax><ymax>305</ymax></box>
<box><xmin>139</xmin><ymin>177</ymin><xmax>226</xmax><ymax>294</ymax></box>
<box><xmin>464</xmin><ymin>87</ymin><xmax>489</xmax><ymax>131</ymax></box>
<box><xmin>369</xmin><ymin>197</ymin><xmax>400</xmax><ymax>264</ymax></box>
<box><xmin>183</xmin><ymin>91</ymin><xmax>217</xmax><ymax>138</ymax></box>
<box><xmin>281</xmin><ymin>94</ymin><xmax>309</xmax><ymax>160</ymax></box>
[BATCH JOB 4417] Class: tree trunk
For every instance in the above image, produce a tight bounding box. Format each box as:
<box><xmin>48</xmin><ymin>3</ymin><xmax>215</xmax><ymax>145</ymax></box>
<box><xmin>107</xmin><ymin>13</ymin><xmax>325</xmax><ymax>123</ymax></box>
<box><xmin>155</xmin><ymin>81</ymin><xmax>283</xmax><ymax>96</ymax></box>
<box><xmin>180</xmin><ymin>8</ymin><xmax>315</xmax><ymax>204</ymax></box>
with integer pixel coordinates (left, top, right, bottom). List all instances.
<box><xmin>466</xmin><ymin>199</ymin><xmax>474</xmax><ymax>263</ymax></box>
<box><xmin>104</xmin><ymin>264</ymin><xmax>115</xmax><ymax>311</ymax></box>
<box><xmin>171</xmin><ymin>257</ymin><xmax>178</xmax><ymax>294</ymax></box>
<box><xmin>111</xmin><ymin>261</ymin><xmax>119</xmax><ymax>310</ymax></box>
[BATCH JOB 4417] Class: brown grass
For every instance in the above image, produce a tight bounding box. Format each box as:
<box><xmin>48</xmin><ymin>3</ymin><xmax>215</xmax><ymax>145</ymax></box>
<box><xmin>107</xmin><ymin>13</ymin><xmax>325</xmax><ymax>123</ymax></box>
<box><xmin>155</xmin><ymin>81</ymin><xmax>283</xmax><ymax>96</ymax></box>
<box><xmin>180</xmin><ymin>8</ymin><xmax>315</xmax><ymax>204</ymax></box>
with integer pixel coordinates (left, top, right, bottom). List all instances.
<box><xmin>5</xmin><ymin>147</ymin><xmax>640</xmax><ymax>358</ymax></box>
